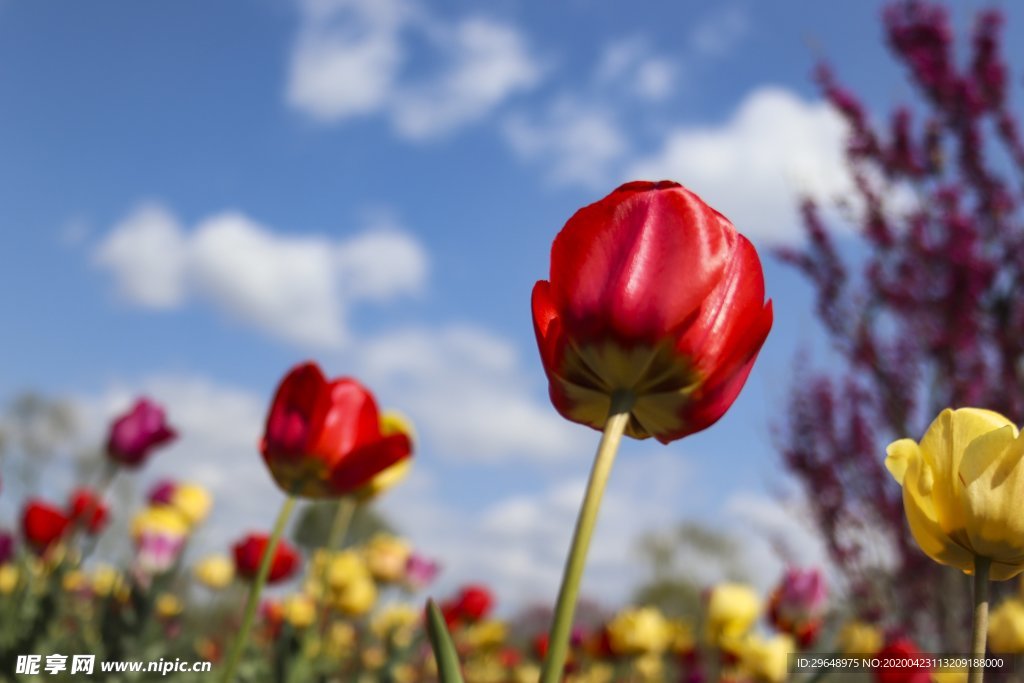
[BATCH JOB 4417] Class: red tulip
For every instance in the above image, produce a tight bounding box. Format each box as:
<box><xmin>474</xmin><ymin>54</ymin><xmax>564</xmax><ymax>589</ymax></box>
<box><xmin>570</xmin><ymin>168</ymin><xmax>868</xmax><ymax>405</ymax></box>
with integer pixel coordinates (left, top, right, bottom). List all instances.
<box><xmin>873</xmin><ymin>639</ymin><xmax>931</xmax><ymax>683</ymax></box>
<box><xmin>106</xmin><ymin>398</ymin><xmax>177</xmax><ymax>467</ymax></box>
<box><xmin>532</xmin><ymin>180</ymin><xmax>773</xmax><ymax>443</ymax></box>
<box><xmin>232</xmin><ymin>533</ymin><xmax>300</xmax><ymax>584</ymax></box>
<box><xmin>22</xmin><ymin>500</ymin><xmax>71</xmax><ymax>552</ymax></box>
<box><xmin>442</xmin><ymin>584</ymin><xmax>494</xmax><ymax>625</ymax></box>
<box><xmin>68</xmin><ymin>488</ymin><xmax>109</xmax><ymax>534</ymax></box>
<box><xmin>260</xmin><ymin>362</ymin><xmax>413</xmax><ymax>498</ymax></box>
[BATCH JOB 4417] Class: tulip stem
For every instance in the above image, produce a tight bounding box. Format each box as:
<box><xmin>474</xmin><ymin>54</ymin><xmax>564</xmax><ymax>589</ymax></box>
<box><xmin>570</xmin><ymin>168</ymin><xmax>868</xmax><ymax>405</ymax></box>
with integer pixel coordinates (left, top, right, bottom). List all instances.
<box><xmin>220</xmin><ymin>495</ymin><xmax>297</xmax><ymax>683</ymax></box>
<box><xmin>326</xmin><ymin>496</ymin><xmax>358</xmax><ymax>550</ymax></box>
<box><xmin>969</xmin><ymin>555</ymin><xmax>991</xmax><ymax>683</ymax></box>
<box><xmin>539</xmin><ymin>391</ymin><xmax>634</xmax><ymax>683</ymax></box>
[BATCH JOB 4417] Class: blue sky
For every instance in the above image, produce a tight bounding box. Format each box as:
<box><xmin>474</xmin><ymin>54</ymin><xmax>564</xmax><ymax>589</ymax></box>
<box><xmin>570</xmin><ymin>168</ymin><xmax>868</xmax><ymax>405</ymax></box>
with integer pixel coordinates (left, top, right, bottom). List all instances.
<box><xmin>1</xmin><ymin>0</ymin><xmax>1016</xmax><ymax>609</ymax></box>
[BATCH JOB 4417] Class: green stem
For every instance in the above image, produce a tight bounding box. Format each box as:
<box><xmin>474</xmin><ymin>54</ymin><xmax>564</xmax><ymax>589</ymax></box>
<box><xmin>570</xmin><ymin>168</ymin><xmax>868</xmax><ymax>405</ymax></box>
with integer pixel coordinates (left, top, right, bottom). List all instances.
<box><xmin>969</xmin><ymin>555</ymin><xmax>991</xmax><ymax>683</ymax></box>
<box><xmin>539</xmin><ymin>391</ymin><xmax>634</xmax><ymax>683</ymax></box>
<box><xmin>220</xmin><ymin>495</ymin><xmax>297</xmax><ymax>683</ymax></box>
<box><xmin>326</xmin><ymin>497</ymin><xmax>358</xmax><ymax>550</ymax></box>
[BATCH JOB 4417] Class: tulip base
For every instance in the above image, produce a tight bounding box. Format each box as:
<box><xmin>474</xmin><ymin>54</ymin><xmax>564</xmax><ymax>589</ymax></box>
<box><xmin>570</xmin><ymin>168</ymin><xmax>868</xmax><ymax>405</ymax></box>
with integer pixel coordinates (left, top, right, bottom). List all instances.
<box><xmin>969</xmin><ymin>555</ymin><xmax>991</xmax><ymax>683</ymax></box>
<box><xmin>539</xmin><ymin>390</ymin><xmax>635</xmax><ymax>683</ymax></box>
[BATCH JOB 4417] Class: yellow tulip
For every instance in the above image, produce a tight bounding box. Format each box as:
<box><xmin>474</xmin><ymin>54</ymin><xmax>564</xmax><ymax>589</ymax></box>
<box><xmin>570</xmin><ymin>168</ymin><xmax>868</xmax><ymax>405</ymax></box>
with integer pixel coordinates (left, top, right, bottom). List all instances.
<box><xmin>372</xmin><ymin>603</ymin><xmax>420</xmax><ymax>646</ymax></box>
<box><xmin>131</xmin><ymin>505</ymin><xmax>189</xmax><ymax>538</ymax></box>
<box><xmin>335</xmin><ymin>577</ymin><xmax>377</xmax><ymax>616</ymax></box>
<box><xmin>886</xmin><ymin>407</ymin><xmax>1024</xmax><ymax>579</ymax></box>
<box><xmin>156</xmin><ymin>593</ymin><xmax>183</xmax><ymax>618</ymax></box>
<box><xmin>989</xmin><ymin>598</ymin><xmax>1024</xmax><ymax>653</ymax></box>
<box><xmin>0</xmin><ymin>564</ymin><xmax>19</xmax><ymax>594</ymax></box>
<box><xmin>606</xmin><ymin>607</ymin><xmax>671</xmax><ymax>655</ymax></box>
<box><xmin>514</xmin><ymin>665</ymin><xmax>542</xmax><ymax>683</ymax></box>
<box><xmin>193</xmin><ymin>555</ymin><xmax>234</xmax><ymax>589</ymax></box>
<box><xmin>91</xmin><ymin>564</ymin><xmax>126</xmax><ymax>598</ymax></box>
<box><xmin>170</xmin><ymin>483</ymin><xmax>212</xmax><ymax>527</ymax></box>
<box><xmin>705</xmin><ymin>583</ymin><xmax>761</xmax><ymax>647</ymax></box>
<box><xmin>282</xmin><ymin>594</ymin><xmax>317</xmax><ymax>629</ymax></box>
<box><xmin>363</xmin><ymin>533</ymin><xmax>412</xmax><ymax>584</ymax></box>
<box><xmin>62</xmin><ymin>569</ymin><xmax>87</xmax><ymax>593</ymax></box>
<box><xmin>464</xmin><ymin>619</ymin><xmax>508</xmax><ymax>650</ymax></box>
<box><xmin>836</xmin><ymin>620</ymin><xmax>883</xmax><ymax>655</ymax></box>
<box><xmin>741</xmin><ymin>634</ymin><xmax>795</xmax><ymax>683</ymax></box>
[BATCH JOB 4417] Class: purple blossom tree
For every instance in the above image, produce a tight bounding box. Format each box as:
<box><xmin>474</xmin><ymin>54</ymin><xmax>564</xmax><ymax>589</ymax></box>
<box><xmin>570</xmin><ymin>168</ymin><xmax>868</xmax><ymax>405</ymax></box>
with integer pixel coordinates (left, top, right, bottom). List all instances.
<box><xmin>778</xmin><ymin>0</ymin><xmax>1024</xmax><ymax>646</ymax></box>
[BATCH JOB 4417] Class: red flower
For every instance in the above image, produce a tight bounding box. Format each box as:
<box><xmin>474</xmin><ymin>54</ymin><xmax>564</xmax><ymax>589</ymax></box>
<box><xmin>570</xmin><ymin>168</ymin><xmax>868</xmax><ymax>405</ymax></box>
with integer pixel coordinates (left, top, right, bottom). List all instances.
<box><xmin>532</xmin><ymin>180</ymin><xmax>773</xmax><ymax>443</ymax></box>
<box><xmin>232</xmin><ymin>533</ymin><xmax>300</xmax><ymax>584</ymax></box>
<box><xmin>874</xmin><ymin>639</ymin><xmax>931</xmax><ymax>683</ymax></box>
<box><xmin>261</xmin><ymin>363</ymin><xmax>413</xmax><ymax>498</ymax></box>
<box><xmin>107</xmin><ymin>398</ymin><xmax>177</xmax><ymax>467</ymax></box>
<box><xmin>22</xmin><ymin>500</ymin><xmax>71</xmax><ymax>552</ymax></box>
<box><xmin>442</xmin><ymin>584</ymin><xmax>494</xmax><ymax>625</ymax></box>
<box><xmin>68</xmin><ymin>488</ymin><xmax>109</xmax><ymax>534</ymax></box>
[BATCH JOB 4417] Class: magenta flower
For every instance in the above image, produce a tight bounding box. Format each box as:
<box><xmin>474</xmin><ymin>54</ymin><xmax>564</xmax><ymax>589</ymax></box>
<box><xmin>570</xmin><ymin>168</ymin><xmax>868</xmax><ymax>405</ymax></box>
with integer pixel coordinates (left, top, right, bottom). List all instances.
<box><xmin>404</xmin><ymin>553</ymin><xmax>440</xmax><ymax>591</ymax></box>
<box><xmin>767</xmin><ymin>567</ymin><xmax>828</xmax><ymax>646</ymax></box>
<box><xmin>106</xmin><ymin>398</ymin><xmax>177</xmax><ymax>468</ymax></box>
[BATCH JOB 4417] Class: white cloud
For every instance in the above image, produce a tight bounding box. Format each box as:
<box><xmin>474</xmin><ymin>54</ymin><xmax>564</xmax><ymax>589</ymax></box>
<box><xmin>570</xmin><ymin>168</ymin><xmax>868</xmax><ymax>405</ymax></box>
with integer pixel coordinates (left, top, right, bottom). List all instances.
<box><xmin>93</xmin><ymin>204</ymin><xmax>188</xmax><ymax>308</ymax></box>
<box><xmin>595</xmin><ymin>38</ymin><xmax>677</xmax><ymax>102</ymax></box>
<box><xmin>689</xmin><ymin>6</ymin><xmax>750</xmax><ymax>57</ymax></box>
<box><xmin>503</xmin><ymin>98</ymin><xmax>629</xmax><ymax>190</ymax></box>
<box><xmin>287</xmin><ymin>0</ymin><xmax>540</xmax><ymax>139</ymax></box>
<box><xmin>92</xmin><ymin>203</ymin><xmax>428</xmax><ymax>349</ymax></box>
<box><xmin>627</xmin><ymin>86</ymin><xmax>850</xmax><ymax>243</ymax></box>
<box><xmin>355</xmin><ymin>325</ymin><xmax>585</xmax><ymax>463</ymax></box>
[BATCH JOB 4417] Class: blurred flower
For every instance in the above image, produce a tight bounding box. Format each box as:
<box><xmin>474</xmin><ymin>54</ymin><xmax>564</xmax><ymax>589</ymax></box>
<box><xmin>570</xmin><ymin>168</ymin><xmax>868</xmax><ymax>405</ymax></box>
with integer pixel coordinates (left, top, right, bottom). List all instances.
<box><xmin>324</xmin><ymin>622</ymin><xmax>357</xmax><ymax>658</ymax></box>
<box><xmin>0</xmin><ymin>530</ymin><xmax>14</xmax><ymax>565</ymax></box>
<box><xmin>372</xmin><ymin>603</ymin><xmax>420</xmax><ymax>648</ymax></box>
<box><xmin>740</xmin><ymin>634</ymin><xmax>795</xmax><ymax>683</ymax></box>
<box><xmin>260</xmin><ymin>363</ymin><xmax>414</xmax><ymax>498</ymax></box>
<box><xmin>767</xmin><ymin>567</ymin><xmax>827</xmax><ymax>646</ymax></box>
<box><xmin>281</xmin><ymin>594</ymin><xmax>316</xmax><ymax>629</ymax></box>
<box><xmin>668</xmin><ymin>619</ymin><xmax>696</xmax><ymax>655</ymax></box>
<box><xmin>0</xmin><ymin>564</ymin><xmax>19</xmax><ymax>594</ymax></box>
<box><xmin>532</xmin><ymin>180</ymin><xmax>772</xmax><ymax>442</ymax></box>
<box><xmin>464</xmin><ymin>619</ymin><xmax>508</xmax><ymax>650</ymax></box>
<box><xmin>156</xmin><ymin>593</ymin><xmax>184</xmax><ymax>619</ymax></box>
<box><xmin>132</xmin><ymin>506</ymin><xmax>189</xmax><ymax>574</ymax></box>
<box><xmin>194</xmin><ymin>554</ymin><xmax>235</xmax><ymax>589</ymax></box>
<box><xmin>873</xmin><ymin>639</ymin><xmax>931</xmax><ymax>683</ymax></box>
<box><xmin>514</xmin><ymin>665</ymin><xmax>541</xmax><ymax>683</ymax></box>
<box><xmin>148</xmin><ymin>480</ymin><xmax>212</xmax><ymax>527</ymax></box>
<box><xmin>354</xmin><ymin>411</ymin><xmax>415</xmax><ymax>501</ymax></box>
<box><xmin>335</xmin><ymin>576</ymin><xmax>377</xmax><ymax>616</ymax></box>
<box><xmin>22</xmin><ymin>499</ymin><xmax>70</xmax><ymax>553</ymax></box>
<box><xmin>607</xmin><ymin>607</ymin><xmax>671</xmax><ymax>655</ymax></box>
<box><xmin>363</xmin><ymin>533</ymin><xmax>411</xmax><ymax>584</ymax></box>
<box><xmin>233</xmin><ymin>533</ymin><xmax>300</xmax><ymax>584</ymax></box>
<box><xmin>989</xmin><ymin>598</ymin><xmax>1024</xmax><ymax>653</ymax></box>
<box><xmin>404</xmin><ymin>552</ymin><xmax>439</xmax><ymax>591</ymax></box>
<box><xmin>442</xmin><ymin>584</ymin><xmax>494</xmax><ymax>626</ymax></box>
<box><xmin>705</xmin><ymin>583</ymin><xmax>761</xmax><ymax>648</ymax></box>
<box><xmin>62</xmin><ymin>569</ymin><xmax>87</xmax><ymax>593</ymax></box>
<box><xmin>886</xmin><ymin>407</ymin><xmax>1024</xmax><ymax>579</ymax></box>
<box><xmin>837</xmin><ymin>620</ymin><xmax>884</xmax><ymax>656</ymax></box>
<box><xmin>68</xmin><ymin>488</ymin><xmax>109</xmax><ymax>534</ymax></box>
<box><xmin>106</xmin><ymin>397</ymin><xmax>176</xmax><ymax>468</ymax></box>
<box><xmin>91</xmin><ymin>564</ymin><xmax>129</xmax><ymax>600</ymax></box>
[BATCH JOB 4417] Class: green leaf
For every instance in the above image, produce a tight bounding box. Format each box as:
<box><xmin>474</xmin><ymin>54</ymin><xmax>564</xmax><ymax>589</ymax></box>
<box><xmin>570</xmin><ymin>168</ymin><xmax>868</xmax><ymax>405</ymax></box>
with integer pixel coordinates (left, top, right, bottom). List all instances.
<box><xmin>425</xmin><ymin>599</ymin><xmax>464</xmax><ymax>683</ymax></box>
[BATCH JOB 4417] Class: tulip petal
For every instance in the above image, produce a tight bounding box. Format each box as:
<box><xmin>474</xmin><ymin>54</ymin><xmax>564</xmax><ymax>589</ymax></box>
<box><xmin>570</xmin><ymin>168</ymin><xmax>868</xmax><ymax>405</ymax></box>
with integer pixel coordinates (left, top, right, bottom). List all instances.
<box><xmin>550</xmin><ymin>182</ymin><xmax>733</xmax><ymax>341</ymax></box>
<box><xmin>900</xmin><ymin>452</ymin><xmax>975</xmax><ymax>573</ymax></box>
<box><xmin>331</xmin><ymin>433</ymin><xmax>413</xmax><ymax>493</ymax></box>
<box><xmin>959</xmin><ymin>427</ymin><xmax>1024</xmax><ymax>572</ymax></box>
<box><xmin>885</xmin><ymin>439</ymin><xmax>919</xmax><ymax>485</ymax></box>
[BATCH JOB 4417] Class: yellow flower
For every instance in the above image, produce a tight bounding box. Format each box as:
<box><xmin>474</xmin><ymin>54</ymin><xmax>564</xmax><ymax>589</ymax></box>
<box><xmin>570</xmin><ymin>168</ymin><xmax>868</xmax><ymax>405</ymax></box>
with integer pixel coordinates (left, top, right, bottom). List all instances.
<box><xmin>371</xmin><ymin>603</ymin><xmax>420</xmax><ymax>646</ymax></box>
<box><xmin>464</xmin><ymin>619</ymin><xmax>508</xmax><ymax>650</ymax></box>
<box><xmin>363</xmin><ymin>533</ymin><xmax>412</xmax><ymax>584</ymax></box>
<box><xmin>322</xmin><ymin>622</ymin><xmax>356</xmax><ymax>659</ymax></box>
<box><xmin>607</xmin><ymin>607</ymin><xmax>671</xmax><ymax>655</ymax></box>
<box><xmin>323</xmin><ymin>550</ymin><xmax>370</xmax><ymax>590</ymax></box>
<box><xmin>989</xmin><ymin>598</ymin><xmax>1024</xmax><ymax>653</ymax></box>
<box><xmin>91</xmin><ymin>565</ymin><xmax>128</xmax><ymax>600</ymax></box>
<box><xmin>668</xmin><ymin>619</ymin><xmax>696</xmax><ymax>654</ymax></box>
<box><xmin>131</xmin><ymin>505</ymin><xmax>189</xmax><ymax>538</ymax></box>
<box><xmin>705</xmin><ymin>583</ymin><xmax>761</xmax><ymax>647</ymax></box>
<box><xmin>156</xmin><ymin>594</ymin><xmax>183</xmax><ymax>618</ymax></box>
<box><xmin>836</xmin><ymin>620</ymin><xmax>883</xmax><ymax>655</ymax></box>
<box><xmin>514</xmin><ymin>665</ymin><xmax>541</xmax><ymax>683</ymax></box>
<box><xmin>282</xmin><ymin>594</ymin><xmax>317</xmax><ymax>629</ymax></box>
<box><xmin>193</xmin><ymin>555</ymin><xmax>234</xmax><ymax>589</ymax></box>
<box><xmin>63</xmin><ymin>569</ymin><xmax>87</xmax><ymax>593</ymax></box>
<box><xmin>0</xmin><ymin>564</ymin><xmax>19</xmax><ymax>594</ymax></box>
<box><xmin>932</xmin><ymin>672</ymin><xmax>968</xmax><ymax>683</ymax></box>
<box><xmin>335</xmin><ymin>577</ymin><xmax>377</xmax><ymax>616</ymax></box>
<box><xmin>886</xmin><ymin>407</ymin><xmax>1024</xmax><ymax>579</ymax></box>
<box><xmin>740</xmin><ymin>634</ymin><xmax>795</xmax><ymax>683</ymax></box>
<box><xmin>354</xmin><ymin>411</ymin><xmax>415</xmax><ymax>501</ymax></box>
<box><xmin>170</xmin><ymin>483</ymin><xmax>212</xmax><ymax>527</ymax></box>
